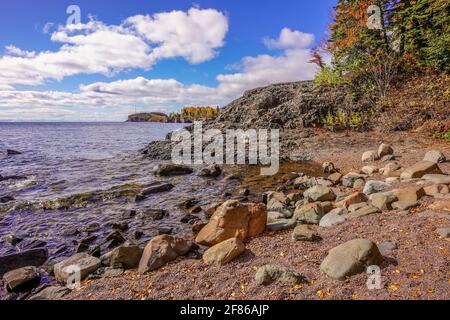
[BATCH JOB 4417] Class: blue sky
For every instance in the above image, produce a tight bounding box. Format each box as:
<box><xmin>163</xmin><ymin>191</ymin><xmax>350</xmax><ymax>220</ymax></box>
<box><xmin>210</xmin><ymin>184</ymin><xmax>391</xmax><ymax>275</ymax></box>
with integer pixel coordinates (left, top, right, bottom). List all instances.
<box><xmin>0</xmin><ymin>0</ymin><xmax>337</xmax><ymax>121</ymax></box>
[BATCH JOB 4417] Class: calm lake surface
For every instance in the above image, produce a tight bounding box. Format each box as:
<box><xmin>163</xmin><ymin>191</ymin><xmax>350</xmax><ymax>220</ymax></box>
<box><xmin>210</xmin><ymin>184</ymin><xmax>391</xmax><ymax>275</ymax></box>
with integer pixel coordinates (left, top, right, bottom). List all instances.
<box><xmin>0</xmin><ymin>122</ymin><xmax>235</xmax><ymax>260</ymax></box>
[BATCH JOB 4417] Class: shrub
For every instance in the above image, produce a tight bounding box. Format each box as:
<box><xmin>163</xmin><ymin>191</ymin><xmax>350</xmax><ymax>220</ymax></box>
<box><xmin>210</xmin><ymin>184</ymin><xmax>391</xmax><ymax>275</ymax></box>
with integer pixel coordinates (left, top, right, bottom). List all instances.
<box><xmin>322</xmin><ymin>109</ymin><xmax>366</xmax><ymax>131</ymax></box>
<box><xmin>314</xmin><ymin>67</ymin><xmax>343</xmax><ymax>86</ymax></box>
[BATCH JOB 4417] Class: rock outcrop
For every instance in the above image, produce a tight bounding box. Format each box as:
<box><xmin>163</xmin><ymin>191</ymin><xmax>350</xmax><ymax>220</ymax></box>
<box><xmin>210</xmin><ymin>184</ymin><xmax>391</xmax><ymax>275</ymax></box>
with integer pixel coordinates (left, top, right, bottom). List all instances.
<box><xmin>141</xmin><ymin>81</ymin><xmax>346</xmax><ymax>159</ymax></box>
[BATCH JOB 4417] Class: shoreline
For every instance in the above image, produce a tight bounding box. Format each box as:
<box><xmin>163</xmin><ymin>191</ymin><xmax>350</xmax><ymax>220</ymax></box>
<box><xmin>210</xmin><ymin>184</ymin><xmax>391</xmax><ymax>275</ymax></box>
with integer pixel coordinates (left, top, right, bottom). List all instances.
<box><xmin>2</xmin><ymin>129</ymin><xmax>449</xmax><ymax>300</ymax></box>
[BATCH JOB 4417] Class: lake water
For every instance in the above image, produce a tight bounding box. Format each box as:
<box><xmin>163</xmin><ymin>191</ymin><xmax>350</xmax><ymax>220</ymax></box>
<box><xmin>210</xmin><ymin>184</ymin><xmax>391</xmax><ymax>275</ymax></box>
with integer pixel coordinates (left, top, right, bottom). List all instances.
<box><xmin>0</xmin><ymin>122</ymin><xmax>235</xmax><ymax>260</ymax></box>
<box><xmin>0</xmin><ymin>122</ymin><xmax>184</xmax><ymax>162</ymax></box>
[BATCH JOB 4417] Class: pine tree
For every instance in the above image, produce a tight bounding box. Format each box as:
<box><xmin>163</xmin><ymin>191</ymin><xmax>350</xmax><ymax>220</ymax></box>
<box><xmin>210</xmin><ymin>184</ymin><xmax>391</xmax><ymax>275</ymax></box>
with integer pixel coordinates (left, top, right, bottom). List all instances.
<box><xmin>392</xmin><ymin>0</ymin><xmax>449</xmax><ymax>71</ymax></box>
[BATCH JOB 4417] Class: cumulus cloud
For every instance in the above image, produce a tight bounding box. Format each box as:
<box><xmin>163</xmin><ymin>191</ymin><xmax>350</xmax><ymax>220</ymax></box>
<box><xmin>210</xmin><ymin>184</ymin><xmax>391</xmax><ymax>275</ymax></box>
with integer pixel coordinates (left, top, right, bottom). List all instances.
<box><xmin>126</xmin><ymin>8</ymin><xmax>229</xmax><ymax>64</ymax></box>
<box><xmin>216</xmin><ymin>29</ymin><xmax>318</xmax><ymax>97</ymax></box>
<box><xmin>0</xmin><ymin>20</ymin><xmax>152</xmax><ymax>87</ymax></box>
<box><xmin>0</xmin><ymin>27</ymin><xmax>319</xmax><ymax>121</ymax></box>
<box><xmin>80</xmin><ymin>77</ymin><xmax>221</xmax><ymax>104</ymax></box>
<box><xmin>0</xmin><ymin>77</ymin><xmax>226</xmax><ymax>121</ymax></box>
<box><xmin>263</xmin><ymin>27</ymin><xmax>315</xmax><ymax>50</ymax></box>
<box><xmin>5</xmin><ymin>45</ymin><xmax>37</xmax><ymax>58</ymax></box>
<box><xmin>0</xmin><ymin>8</ymin><xmax>228</xmax><ymax>88</ymax></box>
<box><xmin>215</xmin><ymin>49</ymin><xmax>318</xmax><ymax>98</ymax></box>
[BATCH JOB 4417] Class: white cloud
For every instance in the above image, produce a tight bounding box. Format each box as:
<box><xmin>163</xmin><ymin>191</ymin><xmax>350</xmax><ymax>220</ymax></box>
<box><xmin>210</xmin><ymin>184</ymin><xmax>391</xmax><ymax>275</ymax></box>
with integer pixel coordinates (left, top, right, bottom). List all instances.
<box><xmin>215</xmin><ymin>29</ymin><xmax>318</xmax><ymax>97</ymax></box>
<box><xmin>0</xmin><ymin>84</ymin><xmax>14</xmax><ymax>91</ymax></box>
<box><xmin>263</xmin><ymin>27</ymin><xmax>315</xmax><ymax>50</ymax></box>
<box><xmin>126</xmin><ymin>8</ymin><xmax>228</xmax><ymax>64</ymax></box>
<box><xmin>5</xmin><ymin>45</ymin><xmax>37</xmax><ymax>58</ymax></box>
<box><xmin>80</xmin><ymin>77</ymin><xmax>221</xmax><ymax>104</ymax></box>
<box><xmin>0</xmin><ymin>27</ymin><xmax>319</xmax><ymax>121</ymax></box>
<box><xmin>0</xmin><ymin>20</ymin><xmax>152</xmax><ymax>87</ymax></box>
<box><xmin>0</xmin><ymin>8</ymin><xmax>228</xmax><ymax>88</ymax></box>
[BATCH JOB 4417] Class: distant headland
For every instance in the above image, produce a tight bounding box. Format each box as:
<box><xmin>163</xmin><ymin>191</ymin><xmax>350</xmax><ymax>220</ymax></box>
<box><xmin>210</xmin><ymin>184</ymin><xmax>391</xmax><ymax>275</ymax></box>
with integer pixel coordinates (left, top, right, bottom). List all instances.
<box><xmin>127</xmin><ymin>106</ymin><xmax>219</xmax><ymax>123</ymax></box>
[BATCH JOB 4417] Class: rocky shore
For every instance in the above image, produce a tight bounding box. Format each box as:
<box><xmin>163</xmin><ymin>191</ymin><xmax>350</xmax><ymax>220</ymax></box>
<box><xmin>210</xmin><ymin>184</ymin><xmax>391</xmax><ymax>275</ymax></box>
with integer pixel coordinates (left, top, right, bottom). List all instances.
<box><xmin>1</xmin><ymin>134</ymin><xmax>449</xmax><ymax>300</ymax></box>
<box><xmin>1</xmin><ymin>81</ymin><xmax>449</xmax><ymax>300</ymax></box>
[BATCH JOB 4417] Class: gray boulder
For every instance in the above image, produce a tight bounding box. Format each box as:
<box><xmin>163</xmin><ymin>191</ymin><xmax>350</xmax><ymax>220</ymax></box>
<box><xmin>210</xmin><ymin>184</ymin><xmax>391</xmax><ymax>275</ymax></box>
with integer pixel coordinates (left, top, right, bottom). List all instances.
<box><xmin>141</xmin><ymin>182</ymin><xmax>174</xmax><ymax>195</ymax></box>
<box><xmin>319</xmin><ymin>208</ymin><xmax>348</xmax><ymax>227</ymax></box>
<box><xmin>342</xmin><ymin>173</ymin><xmax>366</xmax><ymax>188</ymax></box>
<box><xmin>370</xmin><ymin>193</ymin><xmax>397</xmax><ymax>211</ymax></box>
<box><xmin>0</xmin><ymin>249</ymin><xmax>48</xmax><ymax>277</ymax></box>
<box><xmin>363</xmin><ymin>180</ymin><xmax>390</xmax><ymax>195</ymax></box>
<box><xmin>3</xmin><ymin>266</ymin><xmax>40</xmax><ymax>292</ymax></box>
<box><xmin>303</xmin><ymin>185</ymin><xmax>336</xmax><ymax>202</ymax></box>
<box><xmin>423</xmin><ymin>150</ymin><xmax>446</xmax><ymax>164</ymax></box>
<box><xmin>197</xmin><ymin>165</ymin><xmax>222</xmax><ymax>177</ymax></box>
<box><xmin>27</xmin><ymin>286</ymin><xmax>70</xmax><ymax>300</ymax></box>
<box><xmin>153</xmin><ymin>163</ymin><xmax>193</xmax><ymax>176</ymax></box>
<box><xmin>377</xmin><ymin>242</ymin><xmax>398</xmax><ymax>255</ymax></box>
<box><xmin>294</xmin><ymin>203</ymin><xmax>326</xmax><ymax>225</ymax></box>
<box><xmin>255</xmin><ymin>265</ymin><xmax>305</xmax><ymax>286</ymax></box>
<box><xmin>292</xmin><ymin>225</ymin><xmax>320</xmax><ymax>242</ymax></box>
<box><xmin>267</xmin><ymin>219</ymin><xmax>297</xmax><ymax>231</ymax></box>
<box><xmin>362</xmin><ymin>151</ymin><xmax>379</xmax><ymax>162</ymax></box>
<box><xmin>101</xmin><ymin>244</ymin><xmax>143</xmax><ymax>269</ymax></box>
<box><xmin>348</xmin><ymin>205</ymin><xmax>380</xmax><ymax>219</ymax></box>
<box><xmin>320</xmin><ymin>239</ymin><xmax>383</xmax><ymax>280</ymax></box>
<box><xmin>54</xmin><ymin>253</ymin><xmax>101</xmax><ymax>284</ymax></box>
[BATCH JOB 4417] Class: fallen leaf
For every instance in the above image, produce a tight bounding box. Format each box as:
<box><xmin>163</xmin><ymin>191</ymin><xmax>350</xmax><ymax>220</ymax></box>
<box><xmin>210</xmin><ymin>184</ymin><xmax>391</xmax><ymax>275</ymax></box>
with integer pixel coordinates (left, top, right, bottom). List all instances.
<box><xmin>316</xmin><ymin>290</ymin><xmax>325</xmax><ymax>299</ymax></box>
<box><xmin>389</xmin><ymin>283</ymin><xmax>399</xmax><ymax>292</ymax></box>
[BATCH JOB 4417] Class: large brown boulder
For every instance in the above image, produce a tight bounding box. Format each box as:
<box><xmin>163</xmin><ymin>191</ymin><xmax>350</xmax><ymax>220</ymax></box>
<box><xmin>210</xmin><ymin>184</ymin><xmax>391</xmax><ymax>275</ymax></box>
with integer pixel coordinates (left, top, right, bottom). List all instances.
<box><xmin>335</xmin><ymin>192</ymin><xmax>368</xmax><ymax>209</ymax></box>
<box><xmin>138</xmin><ymin>235</ymin><xmax>192</xmax><ymax>274</ymax></box>
<box><xmin>195</xmin><ymin>201</ymin><xmax>267</xmax><ymax>246</ymax></box>
<box><xmin>395</xmin><ymin>187</ymin><xmax>425</xmax><ymax>202</ymax></box>
<box><xmin>400</xmin><ymin>161</ymin><xmax>442</xmax><ymax>179</ymax></box>
<box><xmin>247</xmin><ymin>203</ymin><xmax>268</xmax><ymax>237</ymax></box>
<box><xmin>203</xmin><ymin>238</ymin><xmax>246</xmax><ymax>266</ymax></box>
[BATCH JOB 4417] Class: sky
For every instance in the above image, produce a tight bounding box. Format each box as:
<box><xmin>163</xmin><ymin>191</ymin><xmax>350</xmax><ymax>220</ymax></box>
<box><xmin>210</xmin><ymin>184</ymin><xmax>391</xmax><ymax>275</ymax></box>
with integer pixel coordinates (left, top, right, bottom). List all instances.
<box><xmin>0</xmin><ymin>0</ymin><xmax>337</xmax><ymax>121</ymax></box>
